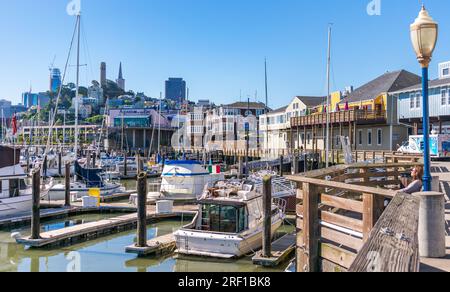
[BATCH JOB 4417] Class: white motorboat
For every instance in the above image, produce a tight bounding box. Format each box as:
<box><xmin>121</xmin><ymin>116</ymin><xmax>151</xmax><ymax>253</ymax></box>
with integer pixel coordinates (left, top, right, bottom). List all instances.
<box><xmin>0</xmin><ymin>146</ymin><xmax>53</xmax><ymax>217</ymax></box>
<box><xmin>174</xmin><ymin>179</ymin><xmax>286</xmax><ymax>259</ymax></box>
<box><xmin>147</xmin><ymin>160</ymin><xmax>224</xmax><ymax>201</ymax></box>
<box><xmin>44</xmin><ymin>152</ymin><xmax>76</xmax><ymax>177</ymax></box>
<box><xmin>45</xmin><ymin>161</ymin><xmax>125</xmax><ymax>201</ymax></box>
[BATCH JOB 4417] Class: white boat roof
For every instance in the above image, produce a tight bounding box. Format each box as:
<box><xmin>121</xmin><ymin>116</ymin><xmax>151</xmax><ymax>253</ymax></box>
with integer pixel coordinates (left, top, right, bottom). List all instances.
<box><xmin>198</xmin><ymin>180</ymin><xmax>260</xmax><ymax>207</ymax></box>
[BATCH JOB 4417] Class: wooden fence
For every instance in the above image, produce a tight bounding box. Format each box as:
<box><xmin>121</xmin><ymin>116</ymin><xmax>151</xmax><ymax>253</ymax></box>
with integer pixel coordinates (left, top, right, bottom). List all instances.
<box><xmin>287</xmin><ymin>161</ymin><xmax>422</xmax><ymax>272</ymax></box>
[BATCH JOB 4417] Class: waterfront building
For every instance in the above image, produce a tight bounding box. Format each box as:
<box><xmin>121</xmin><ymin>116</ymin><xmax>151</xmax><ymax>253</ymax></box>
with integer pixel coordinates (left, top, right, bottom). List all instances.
<box><xmin>395</xmin><ymin>62</ymin><xmax>450</xmax><ymax>135</ymax></box>
<box><xmin>439</xmin><ymin>61</ymin><xmax>450</xmax><ymax>80</ymax></box>
<box><xmin>218</xmin><ymin>101</ymin><xmax>267</xmax><ymax>117</ymax></box>
<box><xmin>165</xmin><ymin>78</ymin><xmax>186</xmax><ymax>102</ymax></box>
<box><xmin>108</xmin><ymin>108</ymin><xmax>174</xmax><ymax>152</ymax></box>
<box><xmin>290</xmin><ymin>70</ymin><xmax>421</xmax><ymax>153</ymax></box>
<box><xmin>259</xmin><ymin>96</ymin><xmax>324</xmax><ymax>158</ymax></box>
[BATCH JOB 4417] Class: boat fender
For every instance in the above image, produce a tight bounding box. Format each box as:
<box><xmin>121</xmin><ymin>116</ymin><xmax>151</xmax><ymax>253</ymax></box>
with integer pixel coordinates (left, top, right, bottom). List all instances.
<box><xmin>11</xmin><ymin>232</ymin><xmax>22</xmax><ymax>240</ymax></box>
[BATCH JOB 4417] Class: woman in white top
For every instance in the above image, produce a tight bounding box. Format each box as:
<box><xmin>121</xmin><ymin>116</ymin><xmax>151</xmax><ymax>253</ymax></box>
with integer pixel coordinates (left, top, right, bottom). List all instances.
<box><xmin>399</xmin><ymin>166</ymin><xmax>423</xmax><ymax>195</ymax></box>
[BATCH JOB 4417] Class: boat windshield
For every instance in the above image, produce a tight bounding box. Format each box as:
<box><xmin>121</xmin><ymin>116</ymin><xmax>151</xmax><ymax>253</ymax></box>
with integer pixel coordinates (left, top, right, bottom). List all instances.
<box><xmin>201</xmin><ymin>204</ymin><xmax>248</xmax><ymax>233</ymax></box>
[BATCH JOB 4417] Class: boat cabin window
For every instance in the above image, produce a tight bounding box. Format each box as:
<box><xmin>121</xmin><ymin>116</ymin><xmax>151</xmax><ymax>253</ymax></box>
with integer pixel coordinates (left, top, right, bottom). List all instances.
<box><xmin>9</xmin><ymin>179</ymin><xmax>19</xmax><ymax>198</ymax></box>
<box><xmin>201</xmin><ymin>204</ymin><xmax>248</xmax><ymax>233</ymax></box>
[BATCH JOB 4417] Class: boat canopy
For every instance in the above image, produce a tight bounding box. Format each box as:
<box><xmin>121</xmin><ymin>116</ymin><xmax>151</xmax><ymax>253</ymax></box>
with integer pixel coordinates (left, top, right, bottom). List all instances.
<box><xmin>0</xmin><ymin>146</ymin><xmax>20</xmax><ymax>168</ymax></box>
<box><xmin>75</xmin><ymin>161</ymin><xmax>104</xmax><ymax>188</ymax></box>
<box><xmin>165</xmin><ymin>160</ymin><xmax>202</xmax><ymax>166</ymax></box>
<box><xmin>198</xmin><ymin>199</ymin><xmax>247</xmax><ymax>208</ymax></box>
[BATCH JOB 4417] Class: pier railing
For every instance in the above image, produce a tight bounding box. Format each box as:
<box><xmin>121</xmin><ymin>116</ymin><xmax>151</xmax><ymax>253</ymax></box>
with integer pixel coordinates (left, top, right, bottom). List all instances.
<box><xmin>287</xmin><ymin>161</ymin><xmax>422</xmax><ymax>272</ymax></box>
<box><xmin>290</xmin><ymin>110</ymin><xmax>387</xmax><ymax>127</ymax></box>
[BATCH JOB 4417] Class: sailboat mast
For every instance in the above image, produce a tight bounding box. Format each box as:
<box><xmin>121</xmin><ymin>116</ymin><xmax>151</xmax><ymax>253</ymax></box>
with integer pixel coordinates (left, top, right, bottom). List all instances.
<box><xmin>325</xmin><ymin>25</ymin><xmax>332</xmax><ymax>168</ymax></box>
<box><xmin>73</xmin><ymin>13</ymin><xmax>81</xmax><ymax>182</ymax></box>
<box><xmin>158</xmin><ymin>92</ymin><xmax>162</xmax><ymax>156</ymax></box>
<box><xmin>264</xmin><ymin>58</ymin><xmax>269</xmax><ymax>158</ymax></box>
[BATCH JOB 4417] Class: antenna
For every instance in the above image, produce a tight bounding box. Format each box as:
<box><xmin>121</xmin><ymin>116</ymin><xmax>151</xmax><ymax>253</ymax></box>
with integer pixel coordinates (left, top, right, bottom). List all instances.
<box><xmin>49</xmin><ymin>55</ymin><xmax>56</xmax><ymax>72</ymax></box>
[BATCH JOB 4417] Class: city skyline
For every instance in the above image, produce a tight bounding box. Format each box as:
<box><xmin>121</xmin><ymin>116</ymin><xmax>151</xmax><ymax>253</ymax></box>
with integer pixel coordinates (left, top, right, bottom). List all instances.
<box><xmin>0</xmin><ymin>0</ymin><xmax>449</xmax><ymax>108</ymax></box>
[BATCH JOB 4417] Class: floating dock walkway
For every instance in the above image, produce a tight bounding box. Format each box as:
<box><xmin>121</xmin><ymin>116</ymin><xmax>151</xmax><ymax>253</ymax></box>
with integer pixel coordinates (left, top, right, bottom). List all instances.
<box><xmin>125</xmin><ymin>233</ymin><xmax>176</xmax><ymax>256</ymax></box>
<box><xmin>15</xmin><ymin>208</ymin><xmax>197</xmax><ymax>248</ymax></box>
<box><xmin>252</xmin><ymin>233</ymin><xmax>296</xmax><ymax>267</ymax></box>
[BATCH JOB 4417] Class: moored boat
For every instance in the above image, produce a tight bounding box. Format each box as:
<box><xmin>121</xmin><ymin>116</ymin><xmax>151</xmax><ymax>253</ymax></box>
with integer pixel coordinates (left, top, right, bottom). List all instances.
<box><xmin>174</xmin><ymin>179</ymin><xmax>285</xmax><ymax>258</ymax></box>
<box><xmin>45</xmin><ymin>161</ymin><xmax>125</xmax><ymax>201</ymax></box>
<box><xmin>147</xmin><ymin>160</ymin><xmax>224</xmax><ymax>201</ymax></box>
<box><xmin>0</xmin><ymin>146</ymin><xmax>52</xmax><ymax>217</ymax></box>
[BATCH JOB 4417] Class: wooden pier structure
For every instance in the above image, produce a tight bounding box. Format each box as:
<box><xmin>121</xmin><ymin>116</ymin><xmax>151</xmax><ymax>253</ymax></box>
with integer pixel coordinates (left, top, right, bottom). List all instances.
<box><xmin>288</xmin><ymin>161</ymin><xmax>424</xmax><ymax>272</ymax></box>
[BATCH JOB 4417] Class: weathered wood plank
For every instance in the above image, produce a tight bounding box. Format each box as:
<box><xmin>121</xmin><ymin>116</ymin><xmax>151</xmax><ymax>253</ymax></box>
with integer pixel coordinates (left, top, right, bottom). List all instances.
<box><xmin>349</xmin><ymin>192</ymin><xmax>420</xmax><ymax>272</ymax></box>
<box><xmin>287</xmin><ymin>176</ymin><xmax>396</xmax><ymax>198</ymax></box>
<box><xmin>320</xmin><ymin>194</ymin><xmax>364</xmax><ymax>213</ymax></box>
<box><xmin>321</xmin><ymin>211</ymin><xmax>364</xmax><ymax>233</ymax></box>
<box><xmin>320</xmin><ymin>243</ymin><xmax>357</xmax><ymax>270</ymax></box>
<box><xmin>321</xmin><ymin>226</ymin><xmax>363</xmax><ymax>251</ymax></box>
<box><xmin>298</xmin><ymin>183</ymin><xmax>320</xmax><ymax>272</ymax></box>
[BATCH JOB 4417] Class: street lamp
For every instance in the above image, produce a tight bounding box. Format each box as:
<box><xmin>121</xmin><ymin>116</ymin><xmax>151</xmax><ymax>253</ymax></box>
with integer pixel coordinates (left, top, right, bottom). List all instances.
<box><xmin>410</xmin><ymin>5</ymin><xmax>438</xmax><ymax>191</ymax></box>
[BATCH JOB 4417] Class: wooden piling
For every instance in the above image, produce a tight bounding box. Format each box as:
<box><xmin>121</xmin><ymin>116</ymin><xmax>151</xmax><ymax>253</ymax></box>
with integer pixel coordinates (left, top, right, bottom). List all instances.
<box><xmin>292</xmin><ymin>154</ymin><xmax>299</xmax><ymax>175</ymax></box>
<box><xmin>124</xmin><ymin>153</ymin><xmax>128</xmax><ymax>177</ymax></box>
<box><xmin>262</xmin><ymin>175</ymin><xmax>272</xmax><ymax>258</ymax></box>
<box><xmin>31</xmin><ymin>169</ymin><xmax>41</xmax><ymax>240</ymax></box>
<box><xmin>58</xmin><ymin>152</ymin><xmax>62</xmax><ymax>176</ymax></box>
<box><xmin>92</xmin><ymin>152</ymin><xmax>96</xmax><ymax>168</ymax></box>
<box><xmin>65</xmin><ymin>162</ymin><xmax>71</xmax><ymax>207</ymax></box>
<box><xmin>43</xmin><ymin>155</ymin><xmax>48</xmax><ymax>178</ymax></box>
<box><xmin>136</xmin><ymin>172</ymin><xmax>148</xmax><ymax>248</ymax></box>
<box><xmin>279</xmin><ymin>155</ymin><xmax>284</xmax><ymax>177</ymax></box>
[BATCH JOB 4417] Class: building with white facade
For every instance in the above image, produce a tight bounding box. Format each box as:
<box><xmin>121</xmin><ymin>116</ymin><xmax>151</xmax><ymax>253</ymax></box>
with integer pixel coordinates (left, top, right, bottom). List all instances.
<box><xmin>396</xmin><ymin>62</ymin><xmax>450</xmax><ymax>135</ymax></box>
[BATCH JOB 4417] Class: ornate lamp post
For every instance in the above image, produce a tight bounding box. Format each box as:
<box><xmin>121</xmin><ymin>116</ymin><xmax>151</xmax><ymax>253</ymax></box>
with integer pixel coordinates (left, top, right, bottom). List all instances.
<box><xmin>410</xmin><ymin>5</ymin><xmax>438</xmax><ymax>191</ymax></box>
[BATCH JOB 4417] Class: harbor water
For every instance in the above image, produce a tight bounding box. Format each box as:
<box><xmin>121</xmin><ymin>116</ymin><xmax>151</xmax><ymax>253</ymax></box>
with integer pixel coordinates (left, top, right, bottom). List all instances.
<box><xmin>0</xmin><ymin>181</ymin><xmax>293</xmax><ymax>272</ymax></box>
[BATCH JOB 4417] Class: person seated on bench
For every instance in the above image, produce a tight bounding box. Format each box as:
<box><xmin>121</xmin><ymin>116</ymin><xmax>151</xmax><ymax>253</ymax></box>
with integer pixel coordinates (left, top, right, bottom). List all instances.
<box><xmin>398</xmin><ymin>166</ymin><xmax>423</xmax><ymax>194</ymax></box>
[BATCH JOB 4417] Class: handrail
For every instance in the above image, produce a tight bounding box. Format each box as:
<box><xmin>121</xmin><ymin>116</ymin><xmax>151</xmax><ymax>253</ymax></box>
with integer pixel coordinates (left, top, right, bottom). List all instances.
<box><xmin>348</xmin><ymin>192</ymin><xmax>420</xmax><ymax>272</ymax></box>
<box><xmin>286</xmin><ymin>175</ymin><xmax>396</xmax><ymax>198</ymax></box>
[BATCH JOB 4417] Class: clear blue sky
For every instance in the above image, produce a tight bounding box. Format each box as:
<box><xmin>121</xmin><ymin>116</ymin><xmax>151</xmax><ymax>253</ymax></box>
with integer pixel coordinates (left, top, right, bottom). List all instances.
<box><xmin>0</xmin><ymin>0</ymin><xmax>449</xmax><ymax>108</ymax></box>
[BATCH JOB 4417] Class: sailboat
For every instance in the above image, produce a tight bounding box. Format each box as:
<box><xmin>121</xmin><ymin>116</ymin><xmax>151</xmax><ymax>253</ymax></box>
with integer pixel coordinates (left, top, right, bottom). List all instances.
<box><xmin>174</xmin><ymin>179</ymin><xmax>286</xmax><ymax>258</ymax></box>
<box><xmin>44</xmin><ymin>13</ymin><xmax>126</xmax><ymax>201</ymax></box>
<box><xmin>45</xmin><ymin>161</ymin><xmax>125</xmax><ymax>201</ymax></box>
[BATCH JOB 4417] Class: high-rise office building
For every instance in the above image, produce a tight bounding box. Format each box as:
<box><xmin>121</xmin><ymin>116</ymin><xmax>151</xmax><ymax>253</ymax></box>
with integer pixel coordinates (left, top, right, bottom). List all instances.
<box><xmin>165</xmin><ymin>78</ymin><xmax>186</xmax><ymax>102</ymax></box>
<box><xmin>50</xmin><ymin>68</ymin><xmax>62</xmax><ymax>93</ymax></box>
<box><xmin>116</xmin><ymin>62</ymin><xmax>125</xmax><ymax>91</ymax></box>
<box><xmin>100</xmin><ymin>62</ymin><xmax>107</xmax><ymax>86</ymax></box>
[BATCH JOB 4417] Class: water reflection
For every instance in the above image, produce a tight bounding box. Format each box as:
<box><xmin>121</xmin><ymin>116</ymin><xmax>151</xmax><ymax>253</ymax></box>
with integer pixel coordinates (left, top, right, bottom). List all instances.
<box><xmin>0</xmin><ymin>214</ymin><xmax>292</xmax><ymax>272</ymax></box>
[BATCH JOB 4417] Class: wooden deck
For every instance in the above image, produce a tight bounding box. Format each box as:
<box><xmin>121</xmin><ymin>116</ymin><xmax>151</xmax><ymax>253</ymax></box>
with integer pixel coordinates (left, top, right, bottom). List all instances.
<box><xmin>290</xmin><ymin>110</ymin><xmax>386</xmax><ymax>128</ymax></box>
<box><xmin>252</xmin><ymin>233</ymin><xmax>296</xmax><ymax>267</ymax></box>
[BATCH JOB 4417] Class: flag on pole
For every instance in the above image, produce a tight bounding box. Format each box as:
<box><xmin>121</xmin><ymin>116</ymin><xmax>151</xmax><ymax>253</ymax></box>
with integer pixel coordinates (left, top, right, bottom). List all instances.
<box><xmin>11</xmin><ymin>113</ymin><xmax>17</xmax><ymax>136</ymax></box>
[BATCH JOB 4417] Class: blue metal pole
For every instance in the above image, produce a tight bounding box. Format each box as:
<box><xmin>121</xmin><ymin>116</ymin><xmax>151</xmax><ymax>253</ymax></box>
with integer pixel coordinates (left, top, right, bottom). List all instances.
<box><xmin>422</xmin><ymin>66</ymin><xmax>432</xmax><ymax>191</ymax></box>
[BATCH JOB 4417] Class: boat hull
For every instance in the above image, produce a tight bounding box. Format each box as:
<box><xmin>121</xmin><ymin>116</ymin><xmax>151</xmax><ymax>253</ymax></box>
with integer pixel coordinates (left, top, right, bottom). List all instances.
<box><xmin>174</xmin><ymin>218</ymin><xmax>283</xmax><ymax>259</ymax></box>
<box><xmin>0</xmin><ymin>195</ymin><xmax>33</xmax><ymax>217</ymax></box>
<box><xmin>44</xmin><ymin>183</ymin><xmax>124</xmax><ymax>201</ymax></box>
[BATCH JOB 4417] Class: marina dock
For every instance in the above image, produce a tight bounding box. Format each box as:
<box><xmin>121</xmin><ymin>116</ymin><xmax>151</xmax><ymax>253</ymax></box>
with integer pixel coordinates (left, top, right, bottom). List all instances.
<box><xmin>15</xmin><ymin>205</ymin><xmax>197</xmax><ymax>248</ymax></box>
<box><xmin>125</xmin><ymin>233</ymin><xmax>176</xmax><ymax>256</ymax></box>
<box><xmin>252</xmin><ymin>233</ymin><xmax>296</xmax><ymax>267</ymax></box>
